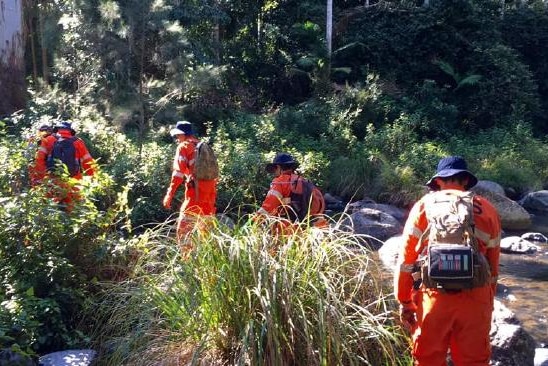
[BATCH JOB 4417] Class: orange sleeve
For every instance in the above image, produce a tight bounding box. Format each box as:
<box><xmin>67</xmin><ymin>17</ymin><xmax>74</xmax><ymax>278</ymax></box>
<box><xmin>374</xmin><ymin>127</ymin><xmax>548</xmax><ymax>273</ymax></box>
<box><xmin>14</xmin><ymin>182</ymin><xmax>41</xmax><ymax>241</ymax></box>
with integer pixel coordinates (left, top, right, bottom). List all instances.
<box><xmin>167</xmin><ymin>142</ymin><xmax>195</xmax><ymax>196</ymax></box>
<box><xmin>172</xmin><ymin>141</ymin><xmax>196</xmax><ymax>178</ymax></box>
<box><xmin>32</xmin><ymin>135</ymin><xmax>56</xmax><ymax>181</ymax></box>
<box><xmin>394</xmin><ymin>198</ymin><xmax>428</xmax><ymax>304</ymax></box>
<box><xmin>75</xmin><ymin>139</ymin><xmax>95</xmax><ymax>176</ymax></box>
<box><xmin>473</xmin><ymin>196</ymin><xmax>502</xmax><ymax>292</ymax></box>
<box><xmin>259</xmin><ymin>175</ymin><xmax>292</xmax><ymax>215</ymax></box>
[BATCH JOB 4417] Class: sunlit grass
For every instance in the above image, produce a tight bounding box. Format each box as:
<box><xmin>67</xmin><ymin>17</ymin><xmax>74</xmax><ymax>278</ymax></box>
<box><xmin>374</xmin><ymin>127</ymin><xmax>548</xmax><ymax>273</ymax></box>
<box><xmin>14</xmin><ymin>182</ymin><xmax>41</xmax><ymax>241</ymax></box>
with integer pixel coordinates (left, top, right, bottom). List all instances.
<box><xmin>86</xmin><ymin>216</ymin><xmax>412</xmax><ymax>366</ymax></box>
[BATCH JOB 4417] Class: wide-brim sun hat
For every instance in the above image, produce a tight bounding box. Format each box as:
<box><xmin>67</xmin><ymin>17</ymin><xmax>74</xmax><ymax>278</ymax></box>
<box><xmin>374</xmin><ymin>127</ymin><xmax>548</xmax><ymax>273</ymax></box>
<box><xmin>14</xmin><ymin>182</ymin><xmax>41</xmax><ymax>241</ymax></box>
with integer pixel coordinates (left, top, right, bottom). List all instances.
<box><xmin>170</xmin><ymin>121</ymin><xmax>194</xmax><ymax>136</ymax></box>
<box><xmin>265</xmin><ymin>152</ymin><xmax>299</xmax><ymax>173</ymax></box>
<box><xmin>54</xmin><ymin>121</ymin><xmax>73</xmax><ymax>130</ymax></box>
<box><xmin>53</xmin><ymin>120</ymin><xmax>76</xmax><ymax>135</ymax></box>
<box><xmin>426</xmin><ymin>155</ymin><xmax>478</xmax><ymax>190</ymax></box>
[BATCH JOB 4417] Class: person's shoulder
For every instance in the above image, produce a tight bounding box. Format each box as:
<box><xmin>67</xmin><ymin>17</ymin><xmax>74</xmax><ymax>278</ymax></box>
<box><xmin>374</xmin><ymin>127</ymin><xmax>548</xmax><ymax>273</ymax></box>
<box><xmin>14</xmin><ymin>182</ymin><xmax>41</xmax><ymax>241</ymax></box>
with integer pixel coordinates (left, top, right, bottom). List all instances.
<box><xmin>42</xmin><ymin>134</ymin><xmax>57</xmax><ymax>148</ymax></box>
<box><xmin>473</xmin><ymin>194</ymin><xmax>498</xmax><ymax>211</ymax></box>
<box><xmin>272</xmin><ymin>174</ymin><xmax>292</xmax><ymax>184</ymax></box>
<box><xmin>72</xmin><ymin>136</ymin><xmax>88</xmax><ymax>146</ymax></box>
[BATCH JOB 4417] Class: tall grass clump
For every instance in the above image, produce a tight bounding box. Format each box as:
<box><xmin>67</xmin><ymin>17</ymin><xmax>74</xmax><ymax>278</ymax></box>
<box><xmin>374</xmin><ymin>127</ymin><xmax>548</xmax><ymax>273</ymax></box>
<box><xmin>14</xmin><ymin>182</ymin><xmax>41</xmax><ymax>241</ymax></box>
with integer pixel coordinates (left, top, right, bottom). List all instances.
<box><xmin>87</xmin><ymin>217</ymin><xmax>411</xmax><ymax>365</ymax></box>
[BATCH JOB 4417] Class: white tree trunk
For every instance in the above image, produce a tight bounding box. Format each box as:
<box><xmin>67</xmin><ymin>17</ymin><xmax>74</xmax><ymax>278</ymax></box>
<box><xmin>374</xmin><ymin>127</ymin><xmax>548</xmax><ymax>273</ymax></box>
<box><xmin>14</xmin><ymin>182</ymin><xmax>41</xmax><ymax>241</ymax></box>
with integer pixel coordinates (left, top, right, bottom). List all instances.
<box><xmin>326</xmin><ymin>0</ymin><xmax>332</xmax><ymax>58</ymax></box>
<box><xmin>0</xmin><ymin>0</ymin><xmax>26</xmax><ymax>114</ymax></box>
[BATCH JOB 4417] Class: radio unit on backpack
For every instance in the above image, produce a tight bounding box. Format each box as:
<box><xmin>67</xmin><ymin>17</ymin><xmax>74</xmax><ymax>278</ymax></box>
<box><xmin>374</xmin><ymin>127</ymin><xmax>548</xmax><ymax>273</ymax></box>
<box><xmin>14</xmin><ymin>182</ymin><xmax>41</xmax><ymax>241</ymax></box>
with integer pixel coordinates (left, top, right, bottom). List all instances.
<box><xmin>417</xmin><ymin>190</ymin><xmax>491</xmax><ymax>290</ymax></box>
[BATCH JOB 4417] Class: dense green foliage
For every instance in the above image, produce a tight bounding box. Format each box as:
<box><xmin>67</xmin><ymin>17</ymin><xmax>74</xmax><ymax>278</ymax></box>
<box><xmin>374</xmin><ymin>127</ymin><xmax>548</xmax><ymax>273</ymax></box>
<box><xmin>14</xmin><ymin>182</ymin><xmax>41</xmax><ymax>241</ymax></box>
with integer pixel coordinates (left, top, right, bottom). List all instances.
<box><xmin>2</xmin><ymin>0</ymin><xmax>548</xmax><ymax>363</ymax></box>
<box><xmin>85</xmin><ymin>219</ymin><xmax>410</xmax><ymax>365</ymax></box>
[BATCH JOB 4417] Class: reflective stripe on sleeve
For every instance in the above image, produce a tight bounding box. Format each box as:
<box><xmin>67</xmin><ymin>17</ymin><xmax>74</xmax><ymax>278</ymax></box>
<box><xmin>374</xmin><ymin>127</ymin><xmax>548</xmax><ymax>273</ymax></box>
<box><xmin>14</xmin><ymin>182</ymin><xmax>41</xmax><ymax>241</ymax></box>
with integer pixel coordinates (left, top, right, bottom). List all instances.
<box><xmin>257</xmin><ymin>207</ymin><xmax>269</xmax><ymax>215</ymax></box>
<box><xmin>399</xmin><ymin>263</ymin><xmax>414</xmax><ymax>273</ymax></box>
<box><xmin>38</xmin><ymin>146</ymin><xmax>48</xmax><ymax>154</ymax></box>
<box><xmin>82</xmin><ymin>153</ymin><xmax>92</xmax><ymax>160</ymax></box>
<box><xmin>267</xmin><ymin>190</ymin><xmax>283</xmax><ymax>200</ymax></box>
<box><xmin>406</xmin><ymin>226</ymin><xmax>423</xmax><ymax>240</ymax></box>
<box><xmin>475</xmin><ymin>228</ymin><xmax>500</xmax><ymax>248</ymax></box>
<box><xmin>173</xmin><ymin>171</ymin><xmax>185</xmax><ymax>179</ymax></box>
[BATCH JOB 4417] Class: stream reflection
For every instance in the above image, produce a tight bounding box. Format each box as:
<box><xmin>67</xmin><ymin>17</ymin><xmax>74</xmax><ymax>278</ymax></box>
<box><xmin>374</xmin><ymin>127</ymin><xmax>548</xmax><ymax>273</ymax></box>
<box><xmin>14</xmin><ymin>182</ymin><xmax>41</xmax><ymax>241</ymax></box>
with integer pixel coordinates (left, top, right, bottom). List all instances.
<box><xmin>497</xmin><ymin>241</ymin><xmax>548</xmax><ymax>346</ymax></box>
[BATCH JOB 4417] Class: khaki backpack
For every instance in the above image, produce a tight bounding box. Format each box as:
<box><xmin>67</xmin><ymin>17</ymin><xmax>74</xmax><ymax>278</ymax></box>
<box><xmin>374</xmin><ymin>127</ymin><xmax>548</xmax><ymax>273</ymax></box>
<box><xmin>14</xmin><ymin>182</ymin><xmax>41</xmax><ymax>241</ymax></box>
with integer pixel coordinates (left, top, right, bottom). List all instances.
<box><xmin>418</xmin><ymin>190</ymin><xmax>491</xmax><ymax>290</ymax></box>
<box><xmin>193</xmin><ymin>141</ymin><xmax>219</xmax><ymax>181</ymax></box>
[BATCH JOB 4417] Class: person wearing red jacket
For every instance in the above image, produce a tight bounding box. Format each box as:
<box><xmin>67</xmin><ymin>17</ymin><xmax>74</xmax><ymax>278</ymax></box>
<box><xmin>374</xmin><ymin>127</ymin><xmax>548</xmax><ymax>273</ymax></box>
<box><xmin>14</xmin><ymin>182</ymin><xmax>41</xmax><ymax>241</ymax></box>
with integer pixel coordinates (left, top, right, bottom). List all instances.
<box><xmin>163</xmin><ymin>121</ymin><xmax>217</xmax><ymax>251</ymax></box>
<box><xmin>394</xmin><ymin>156</ymin><xmax>501</xmax><ymax>366</ymax></box>
<box><xmin>29</xmin><ymin>124</ymin><xmax>56</xmax><ymax>186</ymax></box>
<box><xmin>256</xmin><ymin>152</ymin><xmax>327</xmax><ymax>235</ymax></box>
<box><xmin>39</xmin><ymin>121</ymin><xmax>96</xmax><ymax>210</ymax></box>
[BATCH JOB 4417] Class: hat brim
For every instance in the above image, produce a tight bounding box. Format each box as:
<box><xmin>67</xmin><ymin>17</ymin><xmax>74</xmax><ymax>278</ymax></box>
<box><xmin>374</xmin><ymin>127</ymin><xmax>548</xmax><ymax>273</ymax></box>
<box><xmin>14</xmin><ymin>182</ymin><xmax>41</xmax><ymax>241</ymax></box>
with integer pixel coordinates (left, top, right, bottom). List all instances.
<box><xmin>426</xmin><ymin>169</ymin><xmax>478</xmax><ymax>191</ymax></box>
<box><xmin>265</xmin><ymin>162</ymin><xmax>298</xmax><ymax>173</ymax></box>
<box><xmin>170</xmin><ymin>128</ymin><xmax>186</xmax><ymax>136</ymax></box>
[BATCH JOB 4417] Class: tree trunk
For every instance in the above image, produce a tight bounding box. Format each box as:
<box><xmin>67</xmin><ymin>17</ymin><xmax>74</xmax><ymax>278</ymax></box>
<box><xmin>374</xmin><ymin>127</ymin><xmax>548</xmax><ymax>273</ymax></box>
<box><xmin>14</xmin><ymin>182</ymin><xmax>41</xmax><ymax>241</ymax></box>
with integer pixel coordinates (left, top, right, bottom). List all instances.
<box><xmin>326</xmin><ymin>0</ymin><xmax>332</xmax><ymax>59</ymax></box>
<box><xmin>26</xmin><ymin>0</ymin><xmax>39</xmax><ymax>83</ymax></box>
<box><xmin>38</xmin><ymin>2</ymin><xmax>48</xmax><ymax>84</ymax></box>
<box><xmin>0</xmin><ymin>0</ymin><xmax>26</xmax><ymax>115</ymax></box>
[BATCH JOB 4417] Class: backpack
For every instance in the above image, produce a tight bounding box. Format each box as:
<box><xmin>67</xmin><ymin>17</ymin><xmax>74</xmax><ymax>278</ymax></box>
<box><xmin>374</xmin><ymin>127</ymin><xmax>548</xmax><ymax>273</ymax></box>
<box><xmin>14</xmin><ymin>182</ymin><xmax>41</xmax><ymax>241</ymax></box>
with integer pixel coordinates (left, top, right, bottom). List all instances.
<box><xmin>418</xmin><ymin>190</ymin><xmax>491</xmax><ymax>290</ymax></box>
<box><xmin>193</xmin><ymin>141</ymin><xmax>219</xmax><ymax>180</ymax></box>
<box><xmin>288</xmin><ymin>175</ymin><xmax>326</xmax><ymax>221</ymax></box>
<box><xmin>46</xmin><ymin>136</ymin><xmax>80</xmax><ymax>177</ymax></box>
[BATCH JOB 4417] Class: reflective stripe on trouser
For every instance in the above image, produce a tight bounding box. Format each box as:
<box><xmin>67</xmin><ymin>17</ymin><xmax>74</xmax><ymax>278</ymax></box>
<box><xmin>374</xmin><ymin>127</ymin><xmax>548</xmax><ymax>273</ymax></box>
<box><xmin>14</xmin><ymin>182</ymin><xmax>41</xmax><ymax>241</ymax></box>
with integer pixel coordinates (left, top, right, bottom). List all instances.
<box><xmin>411</xmin><ymin>285</ymin><xmax>493</xmax><ymax>366</ymax></box>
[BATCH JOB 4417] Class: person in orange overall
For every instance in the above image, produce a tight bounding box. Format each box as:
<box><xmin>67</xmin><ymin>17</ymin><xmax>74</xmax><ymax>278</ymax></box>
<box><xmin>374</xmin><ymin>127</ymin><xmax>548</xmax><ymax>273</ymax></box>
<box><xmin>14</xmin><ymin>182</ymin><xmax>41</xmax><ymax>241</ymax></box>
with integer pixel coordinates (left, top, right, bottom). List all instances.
<box><xmin>394</xmin><ymin>156</ymin><xmax>501</xmax><ymax>366</ymax></box>
<box><xmin>36</xmin><ymin>121</ymin><xmax>96</xmax><ymax>210</ymax></box>
<box><xmin>255</xmin><ymin>152</ymin><xmax>327</xmax><ymax>236</ymax></box>
<box><xmin>28</xmin><ymin>124</ymin><xmax>56</xmax><ymax>186</ymax></box>
<box><xmin>162</xmin><ymin>121</ymin><xmax>217</xmax><ymax>251</ymax></box>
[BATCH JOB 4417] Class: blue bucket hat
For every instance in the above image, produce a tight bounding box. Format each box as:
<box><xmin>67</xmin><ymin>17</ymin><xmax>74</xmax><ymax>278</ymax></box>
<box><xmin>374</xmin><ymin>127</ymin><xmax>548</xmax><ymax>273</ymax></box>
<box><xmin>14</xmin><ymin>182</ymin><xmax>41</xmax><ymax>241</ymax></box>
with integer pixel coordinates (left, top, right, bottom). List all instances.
<box><xmin>170</xmin><ymin>121</ymin><xmax>194</xmax><ymax>136</ymax></box>
<box><xmin>53</xmin><ymin>121</ymin><xmax>76</xmax><ymax>135</ymax></box>
<box><xmin>426</xmin><ymin>156</ymin><xmax>478</xmax><ymax>190</ymax></box>
<box><xmin>265</xmin><ymin>153</ymin><xmax>299</xmax><ymax>173</ymax></box>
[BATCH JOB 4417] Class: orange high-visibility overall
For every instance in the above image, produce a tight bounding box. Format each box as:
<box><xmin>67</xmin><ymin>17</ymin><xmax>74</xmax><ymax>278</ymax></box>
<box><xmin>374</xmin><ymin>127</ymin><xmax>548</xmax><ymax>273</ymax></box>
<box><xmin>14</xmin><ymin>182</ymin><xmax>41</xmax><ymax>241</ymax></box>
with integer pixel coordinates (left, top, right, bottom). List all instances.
<box><xmin>257</xmin><ymin>173</ymin><xmax>327</xmax><ymax>235</ymax></box>
<box><xmin>32</xmin><ymin>130</ymin><xmax>95</xmax><ymax>210</ymax></box>
<box><xmin>165</xmin><ymin>135</ymin><xmax>217</xmax><ymax>243</ymax></box>
<box><xmin>395</xmin><ymin>189</ymin><xmax>501</xmax><ymax>366</ymax></box>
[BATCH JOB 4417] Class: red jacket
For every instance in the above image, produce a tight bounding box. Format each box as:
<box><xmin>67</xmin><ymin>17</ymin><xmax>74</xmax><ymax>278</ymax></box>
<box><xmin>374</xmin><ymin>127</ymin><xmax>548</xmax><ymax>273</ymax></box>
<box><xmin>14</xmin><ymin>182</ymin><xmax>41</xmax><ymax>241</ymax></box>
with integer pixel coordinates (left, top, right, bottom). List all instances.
<box><xmin>258</xmin><ymin>172</ymin><xmax>296</xmax><ymax>216</ymax></box>
<box><xmin>33</xmin><ymin>130</ymin><xmax>95</xmax><ymax>180</ymax></box>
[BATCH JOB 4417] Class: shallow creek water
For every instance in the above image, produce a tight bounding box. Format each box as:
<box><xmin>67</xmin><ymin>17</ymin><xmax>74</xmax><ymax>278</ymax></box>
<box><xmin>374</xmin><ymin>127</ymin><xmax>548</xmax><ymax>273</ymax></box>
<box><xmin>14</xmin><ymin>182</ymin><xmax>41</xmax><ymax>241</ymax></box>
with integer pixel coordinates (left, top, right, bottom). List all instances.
<box><xmin>497</xmin><ymin>241</ymin><xmax>548</xmax><ymax>347</ymax></box>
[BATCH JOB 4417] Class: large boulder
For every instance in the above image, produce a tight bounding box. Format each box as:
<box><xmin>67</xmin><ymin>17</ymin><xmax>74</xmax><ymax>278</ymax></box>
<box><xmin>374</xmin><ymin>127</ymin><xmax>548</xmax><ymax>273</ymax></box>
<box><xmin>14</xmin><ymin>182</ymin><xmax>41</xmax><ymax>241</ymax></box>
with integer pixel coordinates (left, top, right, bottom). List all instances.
<box><xmin>520</xmin><ymin>191</ymin><xmax>548</xmax><ymax>214</ymax></box>
<box><xmin>342</xmin><ymin>208</ymin><xmax>403</xmax><ymax>249</ymax></box>
<box><xmin>490</xmin><ymin>302</ymin><xmax>537</xmax><ymax>366</ymax></box>
<box><xmin>347</xmin><ymin>200</ymin><xmax>409</xmax><ymax>225</ymax></box>
<box><xmin>39</xmin><ymin>350</ymin><xmax>96</xmax><ymax>366</ymax></box>
<box><xmin>500</xmin><ymin>236</ymin><xmax>539</xmax><ymax>254</ymax></box>
<box><xmin>378</xmin><ymin>235</ymin><xmax>402</xmax><ymax>270</ymax></box>
<box><xmin>471</xmin><ymin>186</ymin><xmax>532</xmax><ymax>231</ymax></box>
<box><xmin>476</xmin><ymin>180</ymin><xmax>506</xmax><ymax>197</ymax></box>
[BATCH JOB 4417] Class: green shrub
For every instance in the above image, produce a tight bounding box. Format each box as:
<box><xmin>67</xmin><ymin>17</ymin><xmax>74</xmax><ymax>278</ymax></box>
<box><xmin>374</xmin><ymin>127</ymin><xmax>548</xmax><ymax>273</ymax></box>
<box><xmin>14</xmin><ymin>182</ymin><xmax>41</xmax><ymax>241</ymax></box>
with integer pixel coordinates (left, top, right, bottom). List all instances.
<box><xmin>87</xmin><ymin>218</ymin><xmax>411</xmax><ymax>365</ymax></box>
<box><xmin>0</xmin><ymin>129</ymin><xmax>131</xmax><ymax>354</ymax></box>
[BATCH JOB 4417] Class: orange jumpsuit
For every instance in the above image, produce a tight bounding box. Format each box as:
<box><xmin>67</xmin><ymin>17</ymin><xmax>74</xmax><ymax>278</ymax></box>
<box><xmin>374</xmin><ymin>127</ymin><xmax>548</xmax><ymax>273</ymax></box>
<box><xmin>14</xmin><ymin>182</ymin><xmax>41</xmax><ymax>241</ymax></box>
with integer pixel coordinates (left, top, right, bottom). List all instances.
<box><xmin>395</xmin><ymin>189</ymin><xmax>501</xmax><ymax>366</ymax></box>
<box><xmin>258</xmin><ymin>173</ymin><xmax>326</xmax><ymax>234</ymax></box>
<box><xmin>29</xmin><ymin>134</ymin><xmax>57</xmax><ymax>185</ymax></box>
<box><xmin>165</xmin><ymin>135</ymin><xmax>217</xmax><ymax>241</ymax></box>
<box><xmin>33</xmin><ymin>130</ymin><xmax>95</xmax><ymax>209</ymax></box>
